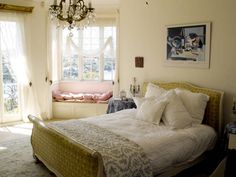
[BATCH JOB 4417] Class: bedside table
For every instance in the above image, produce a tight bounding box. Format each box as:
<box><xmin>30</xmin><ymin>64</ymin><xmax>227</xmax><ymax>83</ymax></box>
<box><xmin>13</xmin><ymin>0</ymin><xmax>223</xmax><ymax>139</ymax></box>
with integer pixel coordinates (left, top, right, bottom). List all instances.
<box><xmin>229</xmin><ymin>134</ymin><xmax>236</xmax><ymax>149</ymax></box>
<box><xmin>224</xmin><ymin>121</ymin><xmax>236</xmax><ymax>149</ymax></box>
<box><xmin>107</xmin><ymin>98</ymin><xmax>137</xmax><ymax>114</ymax></box>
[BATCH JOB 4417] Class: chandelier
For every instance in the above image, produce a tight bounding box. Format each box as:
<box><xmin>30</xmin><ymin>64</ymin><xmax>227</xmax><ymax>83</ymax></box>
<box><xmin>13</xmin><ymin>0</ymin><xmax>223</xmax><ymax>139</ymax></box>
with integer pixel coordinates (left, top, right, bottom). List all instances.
<box><xmin>49</xmin><ymin>0</ymin><xmax>95</xmax><ymax>30</ymax></box>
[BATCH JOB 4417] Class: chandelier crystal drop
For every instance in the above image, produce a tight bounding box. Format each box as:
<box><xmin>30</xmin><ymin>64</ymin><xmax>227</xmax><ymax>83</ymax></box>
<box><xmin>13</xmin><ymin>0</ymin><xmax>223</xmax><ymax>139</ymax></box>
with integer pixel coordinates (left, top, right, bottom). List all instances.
<box><xmin>49</xmin><ymin>0</ymin><xmax>95</xmax><ymax>30</ymax></box>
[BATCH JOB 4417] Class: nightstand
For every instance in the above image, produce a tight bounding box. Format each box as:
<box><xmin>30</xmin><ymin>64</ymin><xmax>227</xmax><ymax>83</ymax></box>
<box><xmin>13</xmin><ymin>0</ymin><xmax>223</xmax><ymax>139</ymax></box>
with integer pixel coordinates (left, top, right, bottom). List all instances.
<box><xmin>210</xmin><ymin>122</ymin><xmax>236</xmax><ymax>177</ymax></box>
<box><xmin>224</xmin><ymin>121</ymin><xmax>236</xmax><ymax>150</ymax></box>
<box><xmin>107</xmin><ymin>98</ymin><xmax>137</xmax><ymax>114</ymax></box>
<box><xmin>229</xmin><ymin>134</ymin><xmax>236</xmax><ymax>149</ymax></box>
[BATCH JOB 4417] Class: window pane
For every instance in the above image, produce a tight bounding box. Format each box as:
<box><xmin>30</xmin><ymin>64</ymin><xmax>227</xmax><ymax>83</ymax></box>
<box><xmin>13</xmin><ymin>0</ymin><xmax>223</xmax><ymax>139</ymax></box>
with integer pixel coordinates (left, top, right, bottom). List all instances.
<box><xmin>104</xmin><ymin>58</ymin><xmax>115</xmax><ymax>80</ymax></box>
<box><xmin>0</xmin><ymin>21</ymin><xmax>20</xmax><ymax>116</ymax></box>
<box><xmin>2</xmin><ymin>53</ymin><xmax>19</xmax><ymax>114</ymax></box>
<box><xmin>82</xmin><ymin>27</ymin><xmax>99</xmax><ymax>50</ymax></box>
<box><xmin>83</xmin><ymin>57</ymin><xmax>99</xmax><ymax>80</ymax></box>
<box><xmin>62</xmin><ymin>55</ymin><xmax>79</xmax><ymax>80</ymax></box>
<box><xmin>62</xmin><ymin>29</ymin><xmax>79</xmax><ymax>80</ymax></box>
<box><xmin>104</xmin><ymin>26</ymin><xmax>116</xmax><ymax>81</ymax></box>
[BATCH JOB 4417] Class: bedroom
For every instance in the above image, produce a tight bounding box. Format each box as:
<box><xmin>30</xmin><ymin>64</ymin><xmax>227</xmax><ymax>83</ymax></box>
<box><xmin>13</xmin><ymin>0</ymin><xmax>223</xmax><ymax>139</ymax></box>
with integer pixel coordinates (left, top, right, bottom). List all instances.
<box><xmin>0</xmin><ymin>0</ymin><xmax>236</xmax><ymax>176</ymax></box>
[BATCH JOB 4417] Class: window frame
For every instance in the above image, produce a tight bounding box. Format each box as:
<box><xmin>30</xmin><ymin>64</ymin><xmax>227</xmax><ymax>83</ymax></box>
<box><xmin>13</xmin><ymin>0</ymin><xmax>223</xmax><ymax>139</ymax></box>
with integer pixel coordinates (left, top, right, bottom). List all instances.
<box><xmin>0</xmin><ymin>20</ymin><xmax>22</xmax><ymax>123</ymax></box>
<box><xmin>61</xmin><ymin>20</ymin><xmax>116</xmax><ymax>82</ymax></box>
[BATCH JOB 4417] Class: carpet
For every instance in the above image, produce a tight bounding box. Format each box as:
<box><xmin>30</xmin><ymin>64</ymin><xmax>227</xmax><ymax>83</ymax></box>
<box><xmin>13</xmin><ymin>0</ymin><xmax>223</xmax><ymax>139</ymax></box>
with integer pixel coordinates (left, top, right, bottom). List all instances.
<box><xmin>0</xmin><ymin>134</ymin><xmax>55</xmax><ymax>177</ymax></box>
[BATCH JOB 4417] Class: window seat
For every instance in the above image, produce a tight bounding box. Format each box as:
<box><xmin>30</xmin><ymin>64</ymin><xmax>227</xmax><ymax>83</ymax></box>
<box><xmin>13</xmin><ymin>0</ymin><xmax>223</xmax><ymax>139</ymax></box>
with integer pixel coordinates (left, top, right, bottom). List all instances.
<box><xmin>53</xmin><ymin>91</ymin><xmax>112</xmax><ymax>103</ymax></box>
<box><xmin>52</xmin><ymin>81</ymin><xmax>113</xmax><ymax>119</ymax></box>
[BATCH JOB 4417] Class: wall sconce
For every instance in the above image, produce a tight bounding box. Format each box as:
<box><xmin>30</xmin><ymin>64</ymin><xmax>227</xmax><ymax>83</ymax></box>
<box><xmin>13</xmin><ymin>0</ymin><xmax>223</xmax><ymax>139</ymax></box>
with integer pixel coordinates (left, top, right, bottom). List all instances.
<box><xmin>135</xmin><ymin>56</ymin><xmax>144</xmax><ymax>68</ymax></box>
<box><xmin>130</xmin><ymin>77</ymin><xmax>140</xmax><ymax>97</ymax></box>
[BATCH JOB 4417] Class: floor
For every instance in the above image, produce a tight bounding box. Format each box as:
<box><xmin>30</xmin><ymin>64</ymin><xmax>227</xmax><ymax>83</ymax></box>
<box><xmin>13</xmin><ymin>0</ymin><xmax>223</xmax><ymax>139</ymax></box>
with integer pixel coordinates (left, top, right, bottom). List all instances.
<box><xmin>0</xmin><ymin>121</ymin><xmax>218</xmax><ymax>177</ymax></box>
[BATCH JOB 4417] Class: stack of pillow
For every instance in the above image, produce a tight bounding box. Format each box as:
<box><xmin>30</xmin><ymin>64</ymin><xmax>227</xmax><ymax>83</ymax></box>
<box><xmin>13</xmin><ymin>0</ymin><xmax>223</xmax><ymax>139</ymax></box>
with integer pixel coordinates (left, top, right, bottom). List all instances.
<box><xmin>133</xmin><ymin>83</ymin><xmax>210</xmax><ymax>129</ymax></box>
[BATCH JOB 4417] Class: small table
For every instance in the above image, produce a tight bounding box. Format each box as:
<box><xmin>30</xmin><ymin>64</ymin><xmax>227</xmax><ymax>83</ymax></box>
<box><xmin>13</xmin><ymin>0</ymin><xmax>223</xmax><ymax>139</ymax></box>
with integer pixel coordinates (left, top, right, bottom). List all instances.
<box><xmin>107</xmin><ymin>98</ymin><xmax>137</xmax><ymax>114</ymax></box>
<box><xmin>222</xmin><ymin>121</ymin><xmax>236</xmax><ymax>153</ymax></box>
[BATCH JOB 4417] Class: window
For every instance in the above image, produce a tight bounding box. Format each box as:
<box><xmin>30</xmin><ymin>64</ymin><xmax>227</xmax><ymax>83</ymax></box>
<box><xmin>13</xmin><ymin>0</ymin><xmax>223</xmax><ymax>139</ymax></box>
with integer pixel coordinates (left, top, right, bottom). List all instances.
<box><xmin>0</xmin><ymin>21</ymin><xmax>21</xmax><ymax>123</ymax></box>
<box><xmin>61</xmin><ymin>21</ymin><xmax>116</xmax><ymax>81</ymax></box>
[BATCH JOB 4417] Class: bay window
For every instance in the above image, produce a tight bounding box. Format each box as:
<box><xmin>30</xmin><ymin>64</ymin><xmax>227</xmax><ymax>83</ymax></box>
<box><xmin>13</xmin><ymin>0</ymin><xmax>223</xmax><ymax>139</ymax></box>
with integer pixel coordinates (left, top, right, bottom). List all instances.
<box><xmin>61</xmin><ymin>19</ymin><xmax>116</xmax><ymax>81</ymax></box>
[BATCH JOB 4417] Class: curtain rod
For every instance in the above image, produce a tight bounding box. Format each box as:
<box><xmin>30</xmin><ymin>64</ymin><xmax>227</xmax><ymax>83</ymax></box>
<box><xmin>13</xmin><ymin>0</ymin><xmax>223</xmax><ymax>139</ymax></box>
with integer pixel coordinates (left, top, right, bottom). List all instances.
<box><xmin>0</xmin><ymin>3</ymin><xmax>34</xmax><ymax>13</ymax></box>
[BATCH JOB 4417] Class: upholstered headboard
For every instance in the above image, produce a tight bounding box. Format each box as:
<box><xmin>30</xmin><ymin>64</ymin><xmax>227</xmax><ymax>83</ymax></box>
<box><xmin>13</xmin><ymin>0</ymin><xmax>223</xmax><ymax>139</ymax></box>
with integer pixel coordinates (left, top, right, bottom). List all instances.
<box><xmin>142</xmin><ymin>82</ymin><xmax>224</xmax><ymax>135</ymax></box>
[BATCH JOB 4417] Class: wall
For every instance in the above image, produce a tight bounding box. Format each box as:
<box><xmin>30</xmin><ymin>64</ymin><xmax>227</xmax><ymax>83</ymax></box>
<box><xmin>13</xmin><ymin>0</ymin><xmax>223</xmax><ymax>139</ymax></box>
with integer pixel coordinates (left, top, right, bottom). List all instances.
<box><xmin>119</xmin><ymin>0</ymin><xmax>236</xmax><ymax>125</ymax></box>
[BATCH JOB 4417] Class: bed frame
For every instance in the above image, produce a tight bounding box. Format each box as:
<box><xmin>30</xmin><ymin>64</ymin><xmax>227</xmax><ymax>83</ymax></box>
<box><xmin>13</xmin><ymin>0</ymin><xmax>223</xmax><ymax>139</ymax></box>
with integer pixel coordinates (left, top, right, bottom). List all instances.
<box><xmin>29</xmin><ymin>82</ymin><xmax>224</xmax><ymax>177</ymax></box>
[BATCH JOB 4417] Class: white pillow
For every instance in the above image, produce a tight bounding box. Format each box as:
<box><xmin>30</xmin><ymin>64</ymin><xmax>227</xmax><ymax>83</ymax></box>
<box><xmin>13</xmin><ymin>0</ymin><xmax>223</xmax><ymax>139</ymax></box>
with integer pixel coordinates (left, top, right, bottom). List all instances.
<box><xmin>162</xmin><ymin>90</ymin><xmax>193</xmax><ymax>129</ymax></box>
<box><xmin>136</xmin><ymin>98</ymin><xmax>168</xmax><ymax>125</ymax></box>
<box><xmin>133</xmin><ymin>96</ymin><xmax>156</xmax><ymax>109</ymax></box>
<box><xmin>175</xmin><ymin>88</ymin><xmax>210</xmax><ymax>124</ymax></box>
<box><xmin>145</xmin><ymin>83</ymin><xmax>166</xmax><ymax>98</ymax></box>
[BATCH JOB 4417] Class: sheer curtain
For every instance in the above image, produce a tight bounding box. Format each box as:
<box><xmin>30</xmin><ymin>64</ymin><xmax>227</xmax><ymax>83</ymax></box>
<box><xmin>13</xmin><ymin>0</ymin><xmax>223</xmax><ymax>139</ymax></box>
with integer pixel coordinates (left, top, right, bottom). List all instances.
<box><xmin>45</xmin><ymin>15</ymin><xmax>62</xmax><ymax>120</ymax></box>
<box><xmin>113</xmin><ymin>10</ymin><xmax>120</xmax><ymax>97</ymax></box>
<box><xmin>0</xmin><ymin>12</ymin><xmax>39</xmax><ymax>121</ymax></box>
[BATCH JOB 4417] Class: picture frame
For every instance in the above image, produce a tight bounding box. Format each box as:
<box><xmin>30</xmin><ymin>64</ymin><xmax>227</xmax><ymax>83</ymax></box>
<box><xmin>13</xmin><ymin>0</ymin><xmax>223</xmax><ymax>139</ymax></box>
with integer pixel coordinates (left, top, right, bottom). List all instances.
<box><xmin>164</xmin><ymin>22</ymin><xmax>211</xmax><ymax>68</ymax></box>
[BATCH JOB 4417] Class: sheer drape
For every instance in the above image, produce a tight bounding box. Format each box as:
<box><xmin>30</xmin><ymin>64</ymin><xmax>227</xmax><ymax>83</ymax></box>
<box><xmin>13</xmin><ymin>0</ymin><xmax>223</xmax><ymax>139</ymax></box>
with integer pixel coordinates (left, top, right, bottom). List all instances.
<box><xmin>65</xmin><ymin>36</ymin><xmax>114</xmax><ymax>58</ymax></box>
<box><xmin>45</xmin><ymin>15</ymin><xmax>62</xmax><ymax>120</ymax></box>
<box><xmin>0</xmin><ymin>12</ymin><xmax>39</xmax><ymax>121</ymax></box>
<box><xmin>113</xmin><ymin>10</ymin><xmax>120</xmax><ymax>97</ymax></box>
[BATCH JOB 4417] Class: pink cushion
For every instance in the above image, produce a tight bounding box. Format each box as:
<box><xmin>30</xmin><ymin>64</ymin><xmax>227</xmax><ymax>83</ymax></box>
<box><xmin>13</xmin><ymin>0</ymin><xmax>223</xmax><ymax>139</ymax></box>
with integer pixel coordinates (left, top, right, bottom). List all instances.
<box><xmin>83</xmin><ymin>93</ymin><xmax>94</xmax><ymax>100</ymax></box>
<box><xmin>71</xmin><ymin>93</ymin><xmax>84</xmax><ymax>100</ymax></box>
<box><xmin>52</xmin><ymin>90</ymin><xmax>112</xmax><ymax>103</ymax></box>
<box><xmin>61</xmin><ymin>92</ymin><xmax>73</xmax><ymax>100</ymax></box>
<box><xmin>52</xmin><ymin>91</ymin><xmax>64</xmax><ymax>101</ymax></box>
<box><xmin>97</xmin><ymin>91</ymin><xmax>113</xmax><ymax>101</ymax></box>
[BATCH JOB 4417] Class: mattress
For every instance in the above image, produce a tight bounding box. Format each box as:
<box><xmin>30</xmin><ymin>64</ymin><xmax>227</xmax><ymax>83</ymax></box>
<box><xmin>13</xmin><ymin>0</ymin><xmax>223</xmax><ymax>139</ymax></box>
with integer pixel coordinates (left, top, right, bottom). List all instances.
<box><xmin>48</xmin><ymin>109</ymin><xmax>217</xmax><ymax>176</ymax></box>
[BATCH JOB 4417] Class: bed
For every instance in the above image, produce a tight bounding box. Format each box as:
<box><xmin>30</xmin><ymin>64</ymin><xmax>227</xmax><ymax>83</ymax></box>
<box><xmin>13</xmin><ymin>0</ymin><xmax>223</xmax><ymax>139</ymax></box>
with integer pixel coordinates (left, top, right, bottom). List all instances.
<box><xmin>29</xmin><ymin>82</ymin><xmax>224</xmax><ymax>177</ymax></box>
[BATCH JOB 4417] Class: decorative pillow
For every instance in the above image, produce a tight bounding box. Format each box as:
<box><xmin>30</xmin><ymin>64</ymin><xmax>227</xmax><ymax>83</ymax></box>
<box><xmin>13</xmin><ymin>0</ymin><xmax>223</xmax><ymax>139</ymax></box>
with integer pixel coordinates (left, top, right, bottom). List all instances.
<box><xmin>175</xmin><ymin>88</ymin><xmax>210</xmax><ymax>124</ymax></box>
<box><xmin>162</xmin><ymin>90</ymin><xmax>193</xmax><ymax>129</ymax></box>
<box><xmin>71</xmin><ymin>93</ymin><xmax>84</xmax><ymax>100</ymax></box>
<box><xmin>52</xmin><ymin>90</ymin><xmax>64</xmax><ymax>101</ymax></box>
<box><xmin>136</xmin><ymin>98</ymin><xmax>168</xmax><ymax>125</ymax></box>
<box><xmin>145</xmin><ymin>83</ymin><xmax>166</xmax><ymax>98</ymax></box>
<box><xmin>61</xmin><ymin>92</ymin><xmax>73</xmax><ymax>100</ymax></box>
<box><xmin>83</xmin><ymin>93</ymin><xmax>94</xmax><ymax>100</ymax></box>
<box><xmin>93</xmin><ymin>91</ymin><xmax>113</xmax><ymax>101</ymax></box>
<box><xmin>133</xmin><ymin>96</ymin><xmax>156</xmax><ymax>109</ymax></box>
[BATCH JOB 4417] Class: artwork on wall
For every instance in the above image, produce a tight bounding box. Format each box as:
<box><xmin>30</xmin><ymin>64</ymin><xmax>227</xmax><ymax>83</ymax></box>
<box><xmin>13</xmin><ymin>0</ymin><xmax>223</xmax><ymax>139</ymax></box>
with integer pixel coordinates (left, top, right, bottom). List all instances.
<box><xmin>165</xmin><ymin>22</ymin><xmax>211</xmax><ymax>68</ymax></box>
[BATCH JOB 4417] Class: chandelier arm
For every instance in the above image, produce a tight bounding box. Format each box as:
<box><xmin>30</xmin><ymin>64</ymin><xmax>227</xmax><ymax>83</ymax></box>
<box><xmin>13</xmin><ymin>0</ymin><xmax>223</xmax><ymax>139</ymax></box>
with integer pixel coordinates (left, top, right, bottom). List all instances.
<box><xmin>49</xmin><ymin>0</ymin><xmax>95</xmax><ymax>29</ymax></box>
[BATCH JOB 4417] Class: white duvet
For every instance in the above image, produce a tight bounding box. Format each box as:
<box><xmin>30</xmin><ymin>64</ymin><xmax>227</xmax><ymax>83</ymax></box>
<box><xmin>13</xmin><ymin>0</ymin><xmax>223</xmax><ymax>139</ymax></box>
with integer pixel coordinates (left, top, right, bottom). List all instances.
<box><xmin>82</xmin><ymin>109</ymin><xmax>217</xmax><ymax>175</ymax></box>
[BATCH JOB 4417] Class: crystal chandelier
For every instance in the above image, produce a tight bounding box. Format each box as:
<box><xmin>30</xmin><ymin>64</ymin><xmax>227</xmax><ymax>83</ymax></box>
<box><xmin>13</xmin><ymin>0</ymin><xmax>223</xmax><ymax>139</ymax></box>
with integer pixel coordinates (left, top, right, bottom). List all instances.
<box><xmin>49</xmin><ymin>0</ymin><xmax>95</xmax><ymax>30</ymax></box>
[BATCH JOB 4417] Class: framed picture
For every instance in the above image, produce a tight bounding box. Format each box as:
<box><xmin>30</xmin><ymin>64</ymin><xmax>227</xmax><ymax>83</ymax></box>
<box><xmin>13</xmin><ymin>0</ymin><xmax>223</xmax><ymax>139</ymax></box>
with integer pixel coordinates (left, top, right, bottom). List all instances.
<box><xmin>165</xmin><ymin>22</ymin><xmax>211</xmax><ymax>68</ymax></box>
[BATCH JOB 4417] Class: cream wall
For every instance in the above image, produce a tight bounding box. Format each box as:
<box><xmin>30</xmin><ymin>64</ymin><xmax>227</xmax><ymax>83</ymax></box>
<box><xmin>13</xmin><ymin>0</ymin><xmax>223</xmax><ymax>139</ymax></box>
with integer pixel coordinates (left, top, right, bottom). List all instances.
<box><xmin>119</xmin><ymin>0</ymin><xmax>236</xmax><ymax>125</ymax></box>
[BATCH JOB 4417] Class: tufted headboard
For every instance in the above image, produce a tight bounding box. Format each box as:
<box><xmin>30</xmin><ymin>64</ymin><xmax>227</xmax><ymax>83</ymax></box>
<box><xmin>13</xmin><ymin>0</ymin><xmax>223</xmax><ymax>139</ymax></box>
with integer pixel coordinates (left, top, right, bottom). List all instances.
<box><xmin>142</xmin><ymin>82</ymin><xmax>224</xmax><ymax>135</ymax></box>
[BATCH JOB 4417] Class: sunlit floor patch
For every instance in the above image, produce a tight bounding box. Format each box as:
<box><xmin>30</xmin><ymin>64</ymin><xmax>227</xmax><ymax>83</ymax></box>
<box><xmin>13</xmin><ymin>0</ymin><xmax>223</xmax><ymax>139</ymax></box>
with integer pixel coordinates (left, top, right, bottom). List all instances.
<box><xmin>0</xmin><ymin>123</ymin><xmax>32</xmax><ymax>140</ymax></box>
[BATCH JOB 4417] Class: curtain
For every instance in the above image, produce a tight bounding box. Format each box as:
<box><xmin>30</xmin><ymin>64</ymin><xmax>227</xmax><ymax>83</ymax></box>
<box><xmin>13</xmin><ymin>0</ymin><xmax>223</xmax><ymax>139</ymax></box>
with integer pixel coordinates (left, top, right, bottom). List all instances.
<box><xmin>65</xmin><ymin>36</ymin><xmax>114</xmax><ymax>58</ymax></box>
<box><xmin>113</xmin><ymin>10</ymin><xmax>120</xmax><ymax>97</ymax></box>
<box><xmin>0</xmin><ymin>12</ymin><xmax>39</xmax><ymax>121</ymax></box>
<box><xmin>45</xmin><ymin>14</ymin><xmax>62</xmax><ymax>120</ymax></box>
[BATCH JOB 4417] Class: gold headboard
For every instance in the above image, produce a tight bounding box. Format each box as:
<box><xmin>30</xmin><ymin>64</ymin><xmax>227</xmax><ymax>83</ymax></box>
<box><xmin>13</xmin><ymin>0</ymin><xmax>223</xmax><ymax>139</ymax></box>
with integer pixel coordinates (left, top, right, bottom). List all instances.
<box><xmin>142</xmin><ymin>82</ymin><xmax>224</xmax><ymax>134</ymax></box>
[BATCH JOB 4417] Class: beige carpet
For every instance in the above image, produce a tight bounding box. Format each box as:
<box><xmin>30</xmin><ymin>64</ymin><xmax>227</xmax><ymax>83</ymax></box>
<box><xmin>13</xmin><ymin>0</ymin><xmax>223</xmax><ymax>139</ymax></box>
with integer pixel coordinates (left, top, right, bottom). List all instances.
<box><xmin>0</xmin><ymin>123</ymin><xmax>55</xmax><ymax>177</ymax></box>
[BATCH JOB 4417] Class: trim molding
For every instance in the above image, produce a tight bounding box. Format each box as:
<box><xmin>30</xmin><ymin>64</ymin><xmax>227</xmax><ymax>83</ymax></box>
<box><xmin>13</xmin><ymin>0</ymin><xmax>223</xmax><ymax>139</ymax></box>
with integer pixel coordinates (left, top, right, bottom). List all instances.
<box><xmin>0</xmin><ymin>3</ymin><xmax>33</xmax><ymax>13</ymax></box>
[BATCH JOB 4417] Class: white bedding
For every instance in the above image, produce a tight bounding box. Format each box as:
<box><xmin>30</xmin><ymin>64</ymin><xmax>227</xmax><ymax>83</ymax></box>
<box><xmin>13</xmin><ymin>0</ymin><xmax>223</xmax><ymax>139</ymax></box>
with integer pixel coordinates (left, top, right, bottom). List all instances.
<box><xmin>82</xmin><ymin>109</ymin><xmax>217</xmax><ymax>175</ymax></box>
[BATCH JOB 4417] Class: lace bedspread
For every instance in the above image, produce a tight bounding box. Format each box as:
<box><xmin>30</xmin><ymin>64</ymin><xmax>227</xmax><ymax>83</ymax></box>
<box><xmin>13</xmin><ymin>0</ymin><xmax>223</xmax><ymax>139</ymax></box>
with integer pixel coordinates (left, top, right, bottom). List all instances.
<box><xmin>48</xmin><ymin>120</ymin><xmax>153</xmax><ymax>177</ymax></box>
